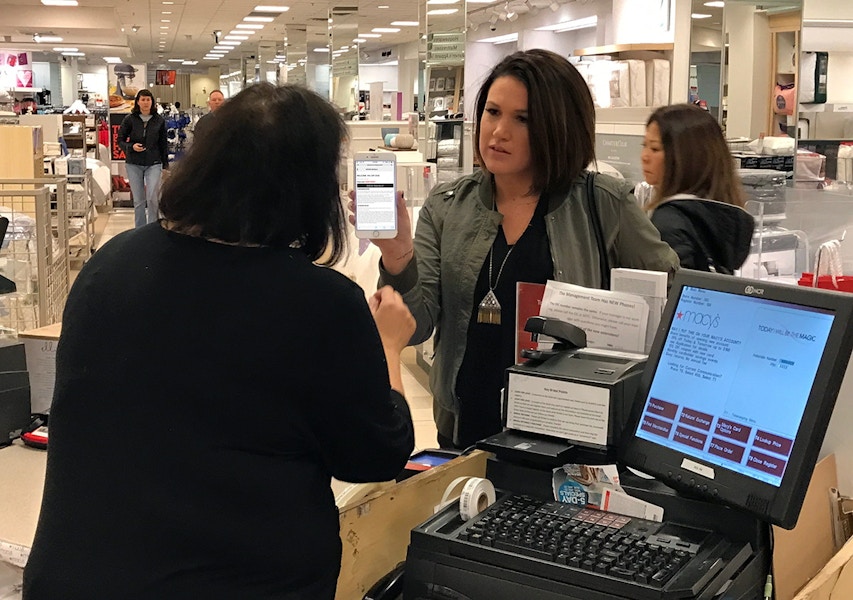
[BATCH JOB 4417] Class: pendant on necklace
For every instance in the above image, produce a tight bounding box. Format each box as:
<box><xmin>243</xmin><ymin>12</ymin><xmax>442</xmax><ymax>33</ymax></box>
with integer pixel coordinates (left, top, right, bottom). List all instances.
<box><xmin>477</xmin><ymin>289</ymin><xmax>502</xmax><ymax>325</ymax></box>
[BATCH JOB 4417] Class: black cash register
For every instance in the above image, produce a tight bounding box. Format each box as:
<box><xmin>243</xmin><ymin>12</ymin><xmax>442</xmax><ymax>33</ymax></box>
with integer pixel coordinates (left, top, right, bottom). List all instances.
<box><xmin>402</xmin><ymin>270</ymin><xmax>853</xmax><ymax>600</ymax></box>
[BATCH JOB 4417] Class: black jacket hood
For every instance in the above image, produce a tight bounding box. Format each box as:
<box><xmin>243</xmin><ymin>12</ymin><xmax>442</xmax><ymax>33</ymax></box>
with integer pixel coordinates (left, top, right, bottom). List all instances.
<box><xmin>651</xmin><ymin>197</ymin><xmax>755</xmax><ymax>273</ymax></box>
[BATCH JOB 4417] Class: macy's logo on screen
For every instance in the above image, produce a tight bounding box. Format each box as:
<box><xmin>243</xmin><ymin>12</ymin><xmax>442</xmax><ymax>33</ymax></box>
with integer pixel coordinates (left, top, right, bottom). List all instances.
<box><xmin>676</xmin><ymin>310</ymin><xmax>720</xmax><ymax>329</ymax></box>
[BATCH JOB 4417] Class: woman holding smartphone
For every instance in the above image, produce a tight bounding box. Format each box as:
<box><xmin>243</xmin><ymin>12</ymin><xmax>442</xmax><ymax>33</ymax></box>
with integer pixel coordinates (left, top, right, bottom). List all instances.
<box><xmin>353</xmin><ymin>49</ymin><xmax>679</xmax><ymax>449</ymax></box>
<box><xmin>118</xmin><ymin>89</ymin><xmax>169</xmax><ymax>229</ymax></box>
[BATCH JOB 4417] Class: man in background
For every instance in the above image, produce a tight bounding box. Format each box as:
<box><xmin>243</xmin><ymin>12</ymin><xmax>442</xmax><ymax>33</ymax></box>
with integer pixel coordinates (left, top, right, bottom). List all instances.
<box><xmin>192</xmin><ymin>90</ymin><xmax>225</xmax><ymax>141</ymax></box>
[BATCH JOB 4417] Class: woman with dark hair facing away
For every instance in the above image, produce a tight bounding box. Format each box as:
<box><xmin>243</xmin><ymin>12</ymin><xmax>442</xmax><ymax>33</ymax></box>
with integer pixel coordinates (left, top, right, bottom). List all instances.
<box><xmin>641</xmin><ymin>103</ymin><xmax>754</xmax><ymax>274</ymax></box>
<box><xmin>24</xmin><ymin>83</ymin><xmax>415</xmax><ymax>600</ymax></box>
<box><xmin>118</xmin><ymin>88</ymin><xmax>169</xmax><ymax>228</ymax></box>
<box><xmin>352</xmin><ymin>49</ymin><xmax>679</xmax><ymax>449</ymax></box>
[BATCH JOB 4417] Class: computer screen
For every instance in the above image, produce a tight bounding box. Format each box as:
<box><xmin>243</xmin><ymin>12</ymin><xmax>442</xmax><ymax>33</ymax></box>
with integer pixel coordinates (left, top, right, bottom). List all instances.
<box><xmin>155</xmin><ymin>69</ymin><xmax>176</xmax><ymax>86</ymax></box>
<box><xmin>620</xmin><ymin>270</ymin><xmax>853</xmax><ymax>529</ymax></box>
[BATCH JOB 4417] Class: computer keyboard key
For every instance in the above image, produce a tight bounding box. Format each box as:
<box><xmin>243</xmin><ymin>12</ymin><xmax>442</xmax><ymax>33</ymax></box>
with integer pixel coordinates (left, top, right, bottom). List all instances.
<box><xmin>609</xmin><ymin>566</ymin><xmax>637</xmax><ymax>580</ymax></box>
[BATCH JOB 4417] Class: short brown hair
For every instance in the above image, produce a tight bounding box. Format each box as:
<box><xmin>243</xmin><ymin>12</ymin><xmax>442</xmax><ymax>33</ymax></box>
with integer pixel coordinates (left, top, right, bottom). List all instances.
<box><xmin>473</xmin><ymin>49</ymin><xmax>596</xmax><ymax>196</ymax></box>
<box><xmin>646</xmin><ymin>103</ymin><xmax>745</xmax><ymax>211</ymax></box>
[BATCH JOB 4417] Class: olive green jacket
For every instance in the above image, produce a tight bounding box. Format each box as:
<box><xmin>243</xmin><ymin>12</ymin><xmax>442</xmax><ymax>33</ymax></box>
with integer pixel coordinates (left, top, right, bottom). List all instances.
<box><xmin>380</xmin><ymin>169</ymin><xmax>679</xmax><ymax>446</ymax></box>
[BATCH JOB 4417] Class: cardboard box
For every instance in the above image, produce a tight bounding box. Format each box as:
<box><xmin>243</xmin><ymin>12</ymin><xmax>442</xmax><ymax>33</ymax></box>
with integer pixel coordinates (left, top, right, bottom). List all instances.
<box><xmin>793</xmin><ymin>536</ymin><xmax>853</xmax><ymax>599</ymax></box>
<box><xmin>18</xmin><ymin>323</ymin><xmax>61</xmax><ymax>414</ymax></box>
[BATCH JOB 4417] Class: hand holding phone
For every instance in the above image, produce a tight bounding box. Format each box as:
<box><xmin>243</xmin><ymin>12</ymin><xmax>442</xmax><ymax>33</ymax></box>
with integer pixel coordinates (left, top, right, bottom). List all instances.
<box><xmin>354</xmin><ymin>152</ymin><xmax>397</xmax><ymax>239</ymax></box>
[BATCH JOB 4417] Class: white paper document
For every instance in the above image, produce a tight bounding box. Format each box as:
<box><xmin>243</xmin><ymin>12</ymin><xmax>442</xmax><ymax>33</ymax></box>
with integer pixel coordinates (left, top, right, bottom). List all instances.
<box><xmin>610</xmin><ymin>268</ymin><xmax>668</xmax><ymax>353</ymax></box>
<box><xmin>506</xmin><ymin>373</ymin><xmax>610</xmax><ymax>447</ymax></box>
<box><xmin>540</xmin><ymin>280</ymin><xmax>649</xmax><ymax>353</ymax></box>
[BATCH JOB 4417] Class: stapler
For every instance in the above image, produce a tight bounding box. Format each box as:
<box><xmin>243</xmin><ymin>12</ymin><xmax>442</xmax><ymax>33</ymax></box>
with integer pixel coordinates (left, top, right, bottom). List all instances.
<box><xmin>520</xmin><ymin>316</ymin><xmax>586</xmax><ymax>362</ymax></box>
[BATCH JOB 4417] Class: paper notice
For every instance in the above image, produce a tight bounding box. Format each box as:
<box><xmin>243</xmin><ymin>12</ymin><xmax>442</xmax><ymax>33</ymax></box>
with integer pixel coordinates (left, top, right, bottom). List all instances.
<box><xmin>540</xmin><ymin>281</ymin><xmax>648</xmax><ymax>353</ymax></box>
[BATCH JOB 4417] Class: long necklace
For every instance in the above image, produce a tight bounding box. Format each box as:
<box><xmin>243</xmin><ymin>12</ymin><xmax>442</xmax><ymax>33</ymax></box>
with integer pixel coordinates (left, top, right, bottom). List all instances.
<box><xmin>477</xmin><ymin>242</ymin><xmax>516</xmax><ymax>325</ymax></box>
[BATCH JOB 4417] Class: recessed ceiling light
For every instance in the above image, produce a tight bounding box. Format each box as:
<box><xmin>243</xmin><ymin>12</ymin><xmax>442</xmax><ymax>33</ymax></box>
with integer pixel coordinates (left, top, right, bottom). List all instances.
<box><xmin>378</xmin><ymin>4</ymin><xmax>390</xmax><ymax>7</ymax></box>
<box><xmin>243</xmin><ymin>16</ymin><xmax>275</xmax><ymax>22</ymax></box>
<box><xmin>33</xmin><ymin>34</ymin><xmax>63</xmax><ymax>43</ymax></box>
<box><xmin>391</xmin><ymin>21</ymin><xmax>419</xmax><ymax>26</ymax></box>
<box><xmin>704</xmin><ymin>1</ymin><xmax>725</xmax><ymax>6</ymax></box>
<box><xmin>214</xmin><ymin>46</ymin><xmax>232</xmax><ymax>50</ymax></box>
<box><xmin>358</xmin><ymin>33</ymin><xmax>382</xmax><ymax>38</ymax></box>
<box><xmin>691</xmin><ymin>13</ymin><xmax>712</xmax><ymax>19</ymax></box>
<box><xmin>224</xmin><ymin>35</ymin><xmax>250</xmax><ymax>40</ymax></box>
<box><xmin>372</xmin><ymin>27</ymin><xmax>401</xmax><ymax>33</ymax></box>
<box><xmin>230</xmin><ymin>30</ymin><xmax>255</xmax><ymax>35</ymax></box>
<box><xmin>182</xmin><ymin>61</ymin><xmax>198</xmax><ymax>65</ymax></box>
<box><xmin>313</xmin><ymin>47</ymin><xmax>330</xmax><ymax>52</ymax></box>
<box><xmin>162</xmin><ymin>11</ymin><xmax>172</xmax><ymax>14</ymax></box>
<box><xmin>160</xmin><ymin>26</ymin><xmax>169</xmax><ymax>29</ymax></box>
<box><xmin>161</xmin><ymin>19</ymin><xmax>170</xmax><ymax>23</ymax></box>
<box><xmin>162</xmin><ymin>1</ymin><xmax>174</xmax><ymax>4</ymax></box>
<box><xmin>426</xmin><ymin>8</ymin><xmax>459</xmax><ymax>15</ymax></box>
<box><xmin>236</xmin><ymin>24</ymin><xmax>265</xmax><ymax>29</ymax></box>
<box><xmin>41</xmin><ymin>0</ymin><xmax>78</xmax><ymax>5</ymax></box>
<box><xmin>220</xmin><ymin>41</ymin><xmax>242</xmax><ymax>46</ymax></box>
<box><xmin>62</xmin><ymin>52</ymin><xmax>85</xmax><ymax>56</ymax></box>
<box><xmin>427</xmin><ymin>0</ymin><xmax>459</xmax><ymax>4</ymax></box>
<box><xmin>167</xmin><ymin>58</ymin><xmax>183</xmax><ymax>62</ymax></box>
<box><xmin>104</xmin><ymin>57</ymin><xmax>122</xmax><ymax>63</ymax></box>
<box><xmin>254</xmin><ymin>5</ymin><xmax>289</xmax><ymax>11</ymax></box>
<box><xmin>353</xmin><ymin>38</ymin><xmax>367</xmax><ymax>43</ymax></box>
<box><xmin>53</xmin><ymin>47</ymin><xmax>78</xmax><ymax>52</ymax></box>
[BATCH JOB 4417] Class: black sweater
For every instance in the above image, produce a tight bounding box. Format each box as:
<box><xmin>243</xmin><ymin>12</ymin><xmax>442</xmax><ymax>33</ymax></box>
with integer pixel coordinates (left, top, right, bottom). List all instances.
<box><xmin>23</xmin><ymin>224</ymin><xmax>414</xmax><ymax>599</ymax></box>
<box><xmin>117</xmin><ymin>112</ymin><xmax>169</xmax><ymax>168</ymax></box>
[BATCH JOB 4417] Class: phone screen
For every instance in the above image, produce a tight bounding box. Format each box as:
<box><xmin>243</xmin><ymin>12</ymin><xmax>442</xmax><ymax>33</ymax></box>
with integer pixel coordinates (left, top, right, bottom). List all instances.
<box><xmin>355</xmin><ymin>158</ymin><xmax>397</xmax><ymax>234</ymax></box>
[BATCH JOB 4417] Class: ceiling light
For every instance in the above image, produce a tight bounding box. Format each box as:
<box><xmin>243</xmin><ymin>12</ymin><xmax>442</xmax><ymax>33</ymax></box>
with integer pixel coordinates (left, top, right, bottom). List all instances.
<box><xmin>372</xmin><ymin>28</ymin><xmax>401</xmax><ymax>33</ymax></box>
<box><xmin>254</xmin><ymin>4</ymin><xmax>289</xmax><ymax>11</ymax></box>
<box><xmin>53</xmin><ymin>47</ymin><xmax>78</xmax><ymax>52</ymax></box>
<box><xmin>41</xmin><ymin>0</ymin><xmax>78</xmax><ymax>5</ymax></box>
<box><xmin>230</xmin><ymin>30</ymin><xmax>255</xmax><ymax>35</ymax></box>
<box><xmin>103</xmin><ymin>57</ymin><xmax>122</xmax><ymax>63</ymax></box>
<box><xmin>160</xmin><ymin>26</ymin><xmax>169</xmax><ymax>29</ymax></box>
<box><xmin>160</xmin><ymin>32</ymin><xmax>168</xmax><ymax>35</ymax></box>
<box><xmin>243</xmin><ymin>16</ymin><xmax>275</xmax><ymax>22</ymax></box>
<box><xmin>467</xmin><ymin>0</ymin><xmax>495</xmax><ymax>3</ymax></box>
<box><xmin>378</xmin><ymin>4</ymin><xmax>390</xmax><ymax>7</ymax></box>
<box><xmin>62</xmin><ymin>52</ymin><xmax>86</xmax><ymax>56</ymax></box>
<box><xmin>161</xmin><ymin>19</ymin><xmax>171</xmax><ymax>23</ymax></box>
<box><xmin>353</xmin><ymin>38</ymin><xmax>367</xmax><ymax>43</ymax></box>
<box><xmin>33</xmin><ymin>34</ymin><xmax>63</xmax><ymax>43</ymax></box>
<box><xmin>691</xmin><ymin>13</ymin><xmax>712</xmax><ymax>19</ymax></box>
<box><xmin>477</xmin><ymin>33</ymin><xmax>518</xmax><ymax>44</ymax></box>
<box><xmin>427</xmin><ymin>9</ymin><xmax>459</xmax><ymax>15</ymax></box>
<box><xmin>391</xmin><ymin>21</ymin><xmax>419</xmax><ymax>26</ymax></box>
<box><xmin>167</xmin><ymin>58</ymin><xmax>183</xmax><ymax>62</ymax></box>
<box><xmin>220</xmin><ymin>41</ymin><xmax>241</xmax><ymax>46</ymax></box>
<box><xmin>162</xmin><ymin>1</ymin><xmax>174</xmax><ymax>4</ymax></box>
<box><xmin>313</xmin><ymin>47</ymin><xmax>330</xmax><ymax>53</ymax></box>
<box><xmin>224</xmin><ymin>35</ymin><xmax>250</xmax><ymax>40</ymax></box>
<box><xmin>535</xmin><ymin>15</ymin><xmax>598</xmax><ymax>32</ymax></box>
<box><xmin>162</xmin><ymin>11</ymin><xmax>172</xmax><ymax>14</ymax></box>
<box><xmin>182</xmin><ymin>61</ymin><xmax>198</xmax><ymax>65</ymax></box>
<box><xmin>704</xmin><ymin>1</ymin><xmax>725</xmax><ymax>6</ymax></box>
<box><xmin>427</xmin><ymin>0</ymin><xmax>459</xmax><ymax>4</ymax></box>
<box><xmin>236</xmin><ymin>24</ymin><xmax>264</xmax><ymax>29</ymax></box>
<box><xmin>214</xmin><ymin>46</ymin><xmax>232</xmax><ymax>50</ymax></box>
<box><xmin>358</xmin><ymin>33</ymin><xmax>382</xmax><ymax>38</ymax></box>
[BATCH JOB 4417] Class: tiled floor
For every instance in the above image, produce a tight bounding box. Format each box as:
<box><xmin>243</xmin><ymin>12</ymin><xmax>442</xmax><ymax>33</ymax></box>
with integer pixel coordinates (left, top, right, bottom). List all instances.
<box><xmin>85</xmin><ymin>210</ymin><xmax>440</xmax><ymax>454</ymax></box>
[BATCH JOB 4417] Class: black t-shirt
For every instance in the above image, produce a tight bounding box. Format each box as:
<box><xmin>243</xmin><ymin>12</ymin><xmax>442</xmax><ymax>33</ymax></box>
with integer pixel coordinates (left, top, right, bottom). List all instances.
<box><xmin>454</xmin><ymin>197</ymin><xmax>554</xmax><ymax>448</ymax></box>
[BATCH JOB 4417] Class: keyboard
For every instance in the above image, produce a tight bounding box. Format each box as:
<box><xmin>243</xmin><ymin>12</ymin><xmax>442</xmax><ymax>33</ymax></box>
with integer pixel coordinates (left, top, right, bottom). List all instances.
<box><xmin>425</xmin><ymin>493</ymin><xmax>753</xmax><ymax>600</ymax></box>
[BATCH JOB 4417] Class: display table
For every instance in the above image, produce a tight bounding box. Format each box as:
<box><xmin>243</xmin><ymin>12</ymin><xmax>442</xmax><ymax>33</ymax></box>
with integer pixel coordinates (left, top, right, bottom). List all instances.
<box><xmin>0</xmin><ymin>441</ymin><xmax>46</xmax><ymax>568</ymax></box>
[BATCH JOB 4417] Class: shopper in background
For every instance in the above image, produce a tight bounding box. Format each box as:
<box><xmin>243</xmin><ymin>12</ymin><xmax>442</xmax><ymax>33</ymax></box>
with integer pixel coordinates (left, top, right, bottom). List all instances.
<box><xmin>641</xmin><ymin>103</ymin><xmax>754</xmax><ymax>274</ymax></box>
<box><xmin>352</xmin><ymin>49</ymin><xmax>679</xmax><ymax>449</ymax></box>
<box><xmin>192</xmin><ymin>89</ymin><xmax>225</xmax><ymax>141</ymax></box>
<box><xmin>24</xmin><ymin>83</ymin><xmax>415</xmax><ymax>600</ymax></box>
<box><xmin>117</xmin><ymin>88</ymin><xmax>169</xmax><ymax>229</ymax></box>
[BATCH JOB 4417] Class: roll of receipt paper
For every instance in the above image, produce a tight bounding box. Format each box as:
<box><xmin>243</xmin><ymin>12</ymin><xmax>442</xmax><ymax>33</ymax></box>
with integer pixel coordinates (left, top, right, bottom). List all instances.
<box><xmin>438</xmin><ymin>476</ymin><xmax>496</xmax><ymax>520</ymax></box>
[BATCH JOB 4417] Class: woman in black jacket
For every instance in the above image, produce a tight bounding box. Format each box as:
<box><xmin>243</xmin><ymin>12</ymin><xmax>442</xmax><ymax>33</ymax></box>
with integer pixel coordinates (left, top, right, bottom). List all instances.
<box><xmin>640</xmin><ymin>103</ymin><xmax>754</xmax><ymax>274</ymax></box>
<box><xmin>118</xmin><ymin>89</ymin><xmax>169</xmax><ymax>228</ymax></box>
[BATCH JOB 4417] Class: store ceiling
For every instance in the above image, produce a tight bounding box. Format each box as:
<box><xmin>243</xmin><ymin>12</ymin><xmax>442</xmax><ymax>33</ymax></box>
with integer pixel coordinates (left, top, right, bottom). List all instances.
<box><xmin>0</xmin><ymin>0</ymin><xmax>432</xmax><ymax>72</ymax></box>
<box><xmin>0</xmin><ymin>0</ymin><xmax>802</xmax><ymax>74</ymax></box>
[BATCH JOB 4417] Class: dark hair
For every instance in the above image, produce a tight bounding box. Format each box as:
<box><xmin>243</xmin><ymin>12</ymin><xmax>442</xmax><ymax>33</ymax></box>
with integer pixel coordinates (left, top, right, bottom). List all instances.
<box><xmin>131</xmin><ymin>89</ymin><xmax>155</xmax><ymax>115</ymax></box>
<box><xmin>474</xmin><ymin>49</ymin><xmax>596</xmax><ymax>196</ymax></box>
<box><xmin>160</xmin><ymin>83</ymin><xmax>348</xmax><ymax>265</ymax></box>
<box><xmin>646</xmin><ymin>103</ymin><xmax>745</xmax><ymax>210</ymax></box>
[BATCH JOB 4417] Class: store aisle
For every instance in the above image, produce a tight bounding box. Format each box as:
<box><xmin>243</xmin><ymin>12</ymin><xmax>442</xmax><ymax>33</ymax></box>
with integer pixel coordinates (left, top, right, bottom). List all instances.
<box><xmin>84</xmin><ymin>210</ymin><xmax>439</xmax><ymax>453</ymax></box>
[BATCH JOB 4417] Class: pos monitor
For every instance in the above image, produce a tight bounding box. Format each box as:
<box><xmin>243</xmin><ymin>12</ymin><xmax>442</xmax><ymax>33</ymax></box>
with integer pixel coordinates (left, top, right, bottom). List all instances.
<box><xmin>620</xmin><ymin>270</ymin><xmax>853</xmax><ymax>529</ymax></box>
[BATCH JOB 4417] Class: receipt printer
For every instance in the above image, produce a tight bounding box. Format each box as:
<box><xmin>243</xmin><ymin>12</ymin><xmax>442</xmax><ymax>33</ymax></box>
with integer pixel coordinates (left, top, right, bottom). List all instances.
<box><xmin>503</xmin><ymin>320</ymin><xmax>646</xmax><ymax>449</ymax></box>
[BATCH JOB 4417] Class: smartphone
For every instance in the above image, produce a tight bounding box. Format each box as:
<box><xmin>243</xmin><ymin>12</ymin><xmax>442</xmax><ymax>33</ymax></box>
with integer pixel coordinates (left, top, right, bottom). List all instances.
<box><xmin>354</xmin><ymin>151</ymin><xmax>397</xmax><ymax>239</ymax></box>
